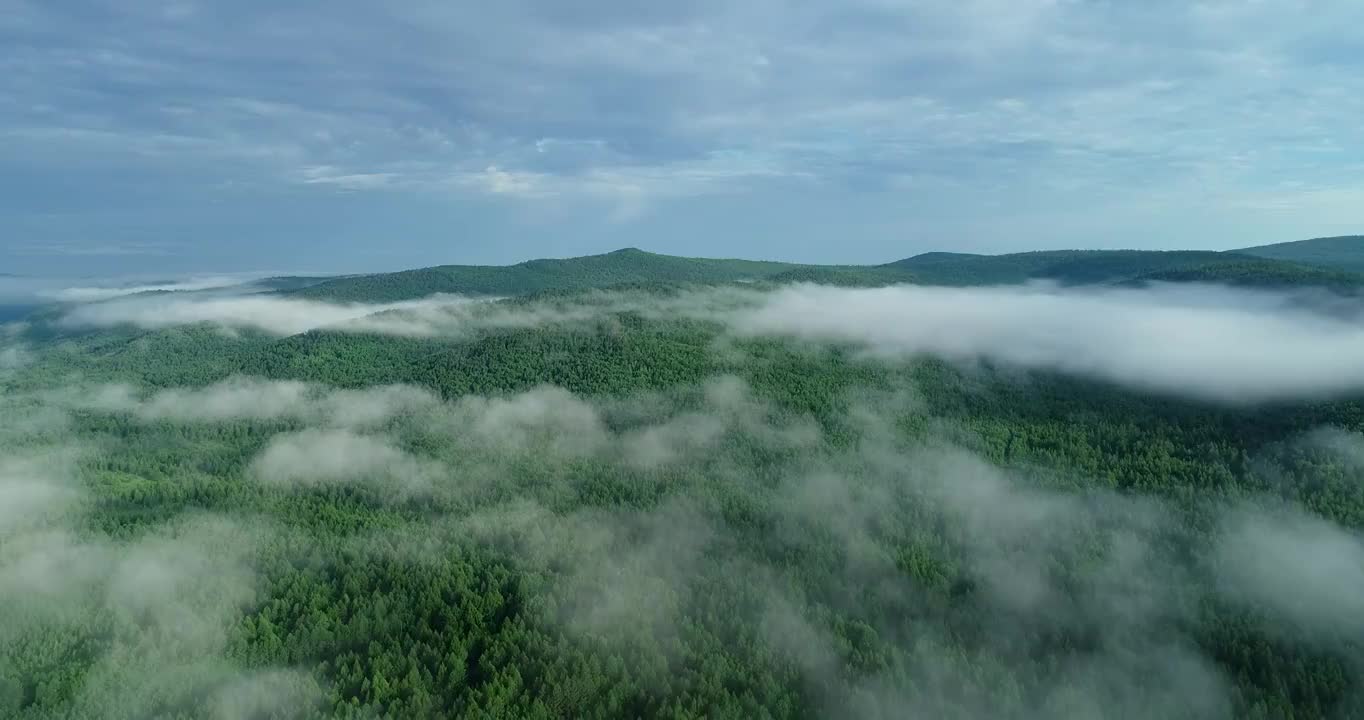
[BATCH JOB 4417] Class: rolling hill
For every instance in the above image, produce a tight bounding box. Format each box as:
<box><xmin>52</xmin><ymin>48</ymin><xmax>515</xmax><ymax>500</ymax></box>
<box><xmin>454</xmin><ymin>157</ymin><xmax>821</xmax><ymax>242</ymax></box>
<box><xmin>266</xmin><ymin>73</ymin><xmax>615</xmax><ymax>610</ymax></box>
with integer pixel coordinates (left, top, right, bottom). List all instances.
<box><xmin>288</xmin><ymin>248</ymin><xmax>813</xmax><ymax>302</ymax></box>
<box><xmin>1235</xmin><ymin>235</ymin><xmax>1364</xmax><ymax>273</ymax></box>
<box><xmin>882</xmin><ymin>249</ymin><xmax>1245</xmax><ymax>286</ymax></box>
<box><xmin>290</xmin><ymin>241</ymin><xmax>1364</xmax><ymax>302</ymax></box>
<box><xmin>5</xmin><ymin>234</ymin><xmax>1364</xmax><ymax>720</ymax></box>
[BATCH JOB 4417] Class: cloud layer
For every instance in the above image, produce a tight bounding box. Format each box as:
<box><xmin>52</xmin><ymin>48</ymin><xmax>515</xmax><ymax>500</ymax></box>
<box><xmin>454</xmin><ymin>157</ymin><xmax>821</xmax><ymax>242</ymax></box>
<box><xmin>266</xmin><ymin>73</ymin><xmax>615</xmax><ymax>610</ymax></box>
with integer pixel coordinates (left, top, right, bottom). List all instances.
<box><xmin>58</xmin><ymin>293</ymin><xmax>488</xmax><ymax>336</ymax></box>
<box><xmin>37</xmin><ymin>279</ymin><xmax>1364</xmax><ymax>405</ymax></box>
<box><xmin>5</xmin><ymin>355</ymin><xmax>1364</xmax><ymax>716</ymax></box>
<box><xmin>733</xmin><ymin>282</ymin><xmax>1364</xmax><ymax>403</ymax></box>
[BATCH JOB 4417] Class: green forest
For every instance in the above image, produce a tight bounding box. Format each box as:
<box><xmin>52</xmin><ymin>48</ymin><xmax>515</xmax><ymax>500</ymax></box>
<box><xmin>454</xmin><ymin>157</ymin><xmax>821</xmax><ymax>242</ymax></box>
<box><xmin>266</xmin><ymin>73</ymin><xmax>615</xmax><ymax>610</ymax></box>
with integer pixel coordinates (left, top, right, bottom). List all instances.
<box><xmin>2</xmin><ymin>241</ymin><xmax>1363</xmax><ymax>719</ymax></box>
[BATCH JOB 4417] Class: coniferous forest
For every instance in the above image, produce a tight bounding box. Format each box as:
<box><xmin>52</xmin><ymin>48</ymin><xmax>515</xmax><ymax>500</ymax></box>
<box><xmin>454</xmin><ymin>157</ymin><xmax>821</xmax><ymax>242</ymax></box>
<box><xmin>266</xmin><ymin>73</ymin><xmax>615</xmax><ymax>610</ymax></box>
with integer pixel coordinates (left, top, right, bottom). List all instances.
<box><xmin>3</xmin><ymin>244</ymin><xmax>1364</xmax><ymax>719</ymax></box>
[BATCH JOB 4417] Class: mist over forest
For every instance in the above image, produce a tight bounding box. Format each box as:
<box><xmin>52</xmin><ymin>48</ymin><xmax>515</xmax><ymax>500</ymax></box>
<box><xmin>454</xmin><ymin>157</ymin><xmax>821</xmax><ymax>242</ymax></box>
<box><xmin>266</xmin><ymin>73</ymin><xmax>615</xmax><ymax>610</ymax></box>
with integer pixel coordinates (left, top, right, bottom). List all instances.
<box><xmin>2</xmin><ymin>245</ymin><xmax>1363</xmax><ymax>719</ymax></box>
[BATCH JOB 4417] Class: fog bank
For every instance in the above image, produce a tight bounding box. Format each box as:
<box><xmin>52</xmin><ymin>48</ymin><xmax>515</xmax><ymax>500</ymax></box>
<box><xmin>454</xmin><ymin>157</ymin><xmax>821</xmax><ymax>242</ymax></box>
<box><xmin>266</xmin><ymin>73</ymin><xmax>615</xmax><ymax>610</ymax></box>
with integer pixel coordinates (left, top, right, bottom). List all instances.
<box><xmin>732</xmin><ymin>283</ymin><xmax>1364</xmax><ymax>403</ymax></box>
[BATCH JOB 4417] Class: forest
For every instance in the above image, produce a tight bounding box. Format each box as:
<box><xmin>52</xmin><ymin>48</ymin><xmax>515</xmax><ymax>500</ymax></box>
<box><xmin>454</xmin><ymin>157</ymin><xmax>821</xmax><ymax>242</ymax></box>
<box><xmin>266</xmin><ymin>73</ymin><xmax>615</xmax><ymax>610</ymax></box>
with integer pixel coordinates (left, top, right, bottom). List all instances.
<box><xmin>2</xmin><ymin>243</ymin><xmax>1363</xmax><ymax>719</ymax></box>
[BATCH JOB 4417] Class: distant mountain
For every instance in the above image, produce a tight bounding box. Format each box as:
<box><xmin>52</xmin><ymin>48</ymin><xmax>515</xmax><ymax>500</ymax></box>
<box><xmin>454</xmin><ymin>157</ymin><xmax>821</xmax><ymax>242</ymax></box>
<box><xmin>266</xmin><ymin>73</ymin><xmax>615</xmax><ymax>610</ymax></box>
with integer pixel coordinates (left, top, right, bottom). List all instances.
<box><xmin>883</xmin><ymin>249</ymin><xmax>1276</xmax><ymax>286</ymax></box>
<box><xmin>289</xmin><ymin>248</ymin><xmax>810</xmax><ymax>302</ymax></box>
<box><xmin>1234</xmin><ymin>236</ymin><xmax>1364</xmax><ymax>273</ymax></box>
<box><xmin>288</xmin><ymin>241</ymin><xmax>1364</xmax><ymax>303</ymax></box>
<box><xmin>1133</xmin><ymin>258</ymin><xmax>1364</xmax><ymax>291</ymax></box>
<box><xmin>245</xmin><ymin>275</ymin><xmax>338</xmax><ymax>292</ymax></box>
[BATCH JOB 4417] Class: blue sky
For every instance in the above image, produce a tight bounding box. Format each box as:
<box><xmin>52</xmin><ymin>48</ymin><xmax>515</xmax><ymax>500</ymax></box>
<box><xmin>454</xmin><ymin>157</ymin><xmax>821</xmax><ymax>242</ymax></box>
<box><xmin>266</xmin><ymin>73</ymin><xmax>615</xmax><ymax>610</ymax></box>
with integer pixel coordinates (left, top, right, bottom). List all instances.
<box><xmin>2</xmin><ymin>0</ymin><xmax>1362</xmax><ymax>275</ymax></box>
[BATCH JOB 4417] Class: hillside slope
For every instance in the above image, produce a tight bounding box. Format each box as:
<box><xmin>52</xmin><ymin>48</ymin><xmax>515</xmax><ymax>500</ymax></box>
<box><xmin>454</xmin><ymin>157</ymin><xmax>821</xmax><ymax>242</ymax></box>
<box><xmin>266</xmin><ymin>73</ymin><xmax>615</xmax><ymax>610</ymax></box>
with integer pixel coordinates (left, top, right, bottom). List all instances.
<box><xmin>885</xmin><ymin>249</ymin><xmax>1266</xmax><ymax>286</ymax></box>
<box><xmin>1236</xmin><ymin>236</ymin><xmax>1364</xmax><ymax>272</ymax></box>
<box><xmin>289</xmin><ymin>248</ymin><xmax>809</xmax><ymax>302</ymax></box>
<box><xmin>293</xmin><ymin>246</ymin><xmax>1364</xmax><ymax>303</ymax></box>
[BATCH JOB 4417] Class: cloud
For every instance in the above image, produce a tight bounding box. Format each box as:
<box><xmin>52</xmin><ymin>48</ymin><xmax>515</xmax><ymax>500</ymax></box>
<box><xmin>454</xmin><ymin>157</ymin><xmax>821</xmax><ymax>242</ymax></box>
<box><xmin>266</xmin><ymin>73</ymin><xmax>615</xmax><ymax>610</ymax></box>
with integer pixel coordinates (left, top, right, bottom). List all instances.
<box><xmin>476</xmin><ymin>498</ymin><xmax>718</xmax><ymax>641</ymax></box>
<box><xmin>0</xmin><ymin>396</ymin><xmax>318</xmax><ymax>718</ymax></box>
<box><xmin>48</xmin><ymin>283</ymin><xmax>745</xmax><ymax>338</ymax></box>
<box><xmin>5</xmin><ymin>0</ymin><xmax>1361</xmax><ymax>258</ymax></box>
<box><xmin>0</xmin><ymin>452</ymin><xmax>79</xmax><ymax>535</ymax></box>
<box><xmin>10</xmin><ymin>357</ymin><xmax>1360</xmax><ymax>716</ymax></box>
<box><xmin>90</xmin><ymin>377</ymin><xmax>312</xmax><ymax>421</ymax></box>
<box><xmin>747</xmin><ymin>426</ymin><xmax>1238</xmax><ymax>718</ymax></box>
<box><xmin>57</xmin><ymin>292</ymin><xmax>489</xmax><ymax>336</ymax></box>
<box><xmin>250</xmin><ymin>429</ymin><xmax>444</xmax><ymax>491</ymax></box>
<box><xmin>1297</xmin><ymin>427</ymin><xmax>1364</xmax><ymax>471</ymax></box>
<box><xmin>47</xmin><ymin>279</ymin><xmax>1364</xmax><ymax>406</ymax></box>
<box><xmin>210</xmin><ymin>670</ymin><xmax>324</xmax><ymax>720</ymax></box>
<box><xmin>43</xmin><ymin>275</ymin><xmax>257</xmax><ymax>302</ymax></box>
<box><xmin>0</xmin><ymin>506</ymin><xmax>297</xmax><ymax>718</ymax></box>
<box><xmin>435</xmin><ymin>389</ymin><xmax>1242</xmax><ymax>717</ymax></box>
<box><xmin>448</xmin><ymin>385</ymin><xmax>610</xmax><ymax>457</ymax></box>
<box><xmin>730</xmin><ymin>282</ymin><xmax>1364</xmax><ymax>403</ymax></box>
<box><xmin>0</xmin><ymin>344</ymin><xmax>32</xmax><ymax>372</ymax></box>
<box><xmin>1215</xmin><ymin>504</ymin><xmax>1364</xmax><ymax>638</ymax></box>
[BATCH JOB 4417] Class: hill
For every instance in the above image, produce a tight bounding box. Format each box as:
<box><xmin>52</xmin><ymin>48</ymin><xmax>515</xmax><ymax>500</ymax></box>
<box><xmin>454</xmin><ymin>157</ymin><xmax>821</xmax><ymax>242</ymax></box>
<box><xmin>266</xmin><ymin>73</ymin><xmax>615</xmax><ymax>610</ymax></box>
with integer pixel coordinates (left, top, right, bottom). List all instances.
<box><xmin>7</xmin><ymin>243</ymin><xmax>1364</xmax><ymax>719</ymax></box>
<box><xmin>885</xmin><ymin>249</ymin><xmax>1266</xmax><ymax>286</ymax></box>
<box><xmin>1133</xmin><ymin>258</ymin><xmax>1364</xmax><ymax>291</ymax></box>
<box><xmin>289</xmin><ymin>248</ymin><xmax>808</xmax><ymax>302</ymax></box>
<box><xmin>291</xmin><ymin>245</ymin><xmax>1364</xmax><ymax>303</ymax></box>
<box><xmin>1236</xmin><ymin>235</ymin><xmax>1364</xmax><ymax>273</ymax></box>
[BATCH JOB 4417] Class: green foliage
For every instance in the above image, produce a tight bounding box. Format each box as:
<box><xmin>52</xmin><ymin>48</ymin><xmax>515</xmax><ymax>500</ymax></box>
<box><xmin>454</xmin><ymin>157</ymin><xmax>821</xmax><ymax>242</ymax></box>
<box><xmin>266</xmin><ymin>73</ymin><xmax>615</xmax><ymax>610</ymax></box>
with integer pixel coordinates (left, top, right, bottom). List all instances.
<box><xmin>6</xmin><ymin>254</ymin><xmax>1364</xmax><ymax>719</ymax></box>
<box><xmin>280</xmin><ymin>244</ymin><xmax>1364</xmax><ymax>304</ymax></box>
<box><xmin>1134</xmin><ymin>259</ymin><xmax>1364</xmax><ymax>291</ymax></box>
<box><xmin>883</xmin><ymin>249</ymin><xmax>1299</xmax><ymax>286</ymax></box>
<box><xmin>290</xmin><ymin>249</ymin><xmax>811</xmax><ymax>303</ymax></box>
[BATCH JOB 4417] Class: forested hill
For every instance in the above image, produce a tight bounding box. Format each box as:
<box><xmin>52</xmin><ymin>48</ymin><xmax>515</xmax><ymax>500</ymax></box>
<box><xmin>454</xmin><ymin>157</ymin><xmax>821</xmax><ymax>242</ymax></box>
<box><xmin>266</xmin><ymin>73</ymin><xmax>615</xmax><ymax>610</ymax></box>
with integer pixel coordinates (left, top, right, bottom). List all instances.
<box><xmin>289</xmin><ymin>243</ymin><xmax>1364</xmax><ymax>302</ymax></box>
<box><xmin>287</xmin><ymin>248</ymin><xmax>813</xmax><ymax>303</ymax></box>
<box><xmin>6</xmin><ymin>240</ymin><xmax>1364</xmax><ymax>718</ymax></box>
<box><xmin>1235</xmin><ymin>235</ymin><xmax>1364</xmax><ymax>273</ymax></box>
<box><xmin>884</xmin><ymin>249</ymin><xmax>1240</xmax><ymax>286</ymax></box>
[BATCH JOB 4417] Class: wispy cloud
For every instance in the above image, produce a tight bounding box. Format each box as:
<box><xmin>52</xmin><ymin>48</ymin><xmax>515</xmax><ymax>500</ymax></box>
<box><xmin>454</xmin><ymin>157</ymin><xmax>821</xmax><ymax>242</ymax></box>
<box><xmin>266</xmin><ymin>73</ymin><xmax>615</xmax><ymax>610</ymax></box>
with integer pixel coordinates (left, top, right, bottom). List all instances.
<box><xmin>4</xmin><ymin>0</ymin><xmax>1359</xmax><ymax>261</ymax></box>
<box><xmin>57</xmin><ymin>293</ymin><xmax>489</xmax><ymax>336</ymax></box>
<box><xmin>44</xmin><ymin>275</ymin><xmax>257</xmax><ymax>302</ymax></box>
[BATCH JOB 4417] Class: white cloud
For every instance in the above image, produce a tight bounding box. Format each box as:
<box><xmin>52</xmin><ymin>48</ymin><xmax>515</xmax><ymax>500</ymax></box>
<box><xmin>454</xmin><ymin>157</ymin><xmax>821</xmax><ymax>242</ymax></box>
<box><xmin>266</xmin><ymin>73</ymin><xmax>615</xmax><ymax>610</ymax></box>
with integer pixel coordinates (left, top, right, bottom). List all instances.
<box><xmin>250</xmin><ymin>429</ymin><xmax>444</xmax><ymax>491</ymax></box>
<box><xmin>8</xmin><ymin>0</ymin><xmax>1357</xmax><ymax>244</ymax></box>
<box><xmin>54</xmin><ymin>281</ymin><xmax>1364</xmax><ymax>404</ymax></box>
<box><xmin>730</xmin><ymin>282</ymin><xmax>1364</xmax><ymax>403</ymax></box>
<box><xmin>1215</xmin><ymin>505</ymin><xmax>1364</xmax><ymax>637</ymax></box>
<box><xmin>57</xmin><ymin>293</ymin><xmax>489</xmax><ymax>336</ymax></box>
<box><xmin>0</xmin><ymin>453</ymin><xmax>79</xmax><ymax>535</ymax></box>
<box><xmin>83</xmin><ymin>377</ymin><xmax>441</xmax><ymax>428</ymax></box>
<box><xmin>44</xmin><ymin>275</ymin><xmax>255</xmax><ymax>302</ymax></box>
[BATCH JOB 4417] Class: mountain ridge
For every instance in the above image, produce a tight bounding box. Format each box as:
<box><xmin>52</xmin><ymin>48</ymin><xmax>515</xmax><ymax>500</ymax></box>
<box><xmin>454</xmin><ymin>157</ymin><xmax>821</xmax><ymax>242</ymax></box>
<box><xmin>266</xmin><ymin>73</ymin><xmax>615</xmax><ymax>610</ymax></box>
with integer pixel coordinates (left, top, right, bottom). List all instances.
<box><xmin>286</xmin><ymin>236</ymin><xmax>1364</xmax><ymax>302</ymax></box>
<box><xmin>1234</xmin><ymin>235</ymin><xmax>1364</xmax><ymax>272</ymax></box>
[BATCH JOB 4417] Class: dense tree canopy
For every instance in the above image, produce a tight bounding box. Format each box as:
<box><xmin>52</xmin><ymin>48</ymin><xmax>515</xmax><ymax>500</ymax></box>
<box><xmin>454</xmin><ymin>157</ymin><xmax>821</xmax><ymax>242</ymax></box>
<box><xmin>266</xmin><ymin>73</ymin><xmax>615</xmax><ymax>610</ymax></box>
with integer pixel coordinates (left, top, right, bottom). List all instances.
<box><xmin>3</xmin><ymin>255</ymin><xmax>1364</xmax><ymax>719</ymax></box>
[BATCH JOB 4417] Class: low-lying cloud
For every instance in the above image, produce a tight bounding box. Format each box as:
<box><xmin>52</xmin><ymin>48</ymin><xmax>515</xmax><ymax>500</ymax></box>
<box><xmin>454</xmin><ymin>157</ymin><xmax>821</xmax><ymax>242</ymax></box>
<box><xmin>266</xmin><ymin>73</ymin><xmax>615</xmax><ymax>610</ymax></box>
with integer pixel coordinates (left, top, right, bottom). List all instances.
<box><xmin>1215</xmin><ymin>504</ymin><xmax>1364</xmax><ymax>638</ymax></box>
<box><xmin>44</xmin><ymin>276</ymin><xmax>262</xmax><ymax>303</ymax></box>
<box><xmin>7</xmin><ymin>358</ymin><xmax>1364</xmax><ymax>716</ymax></box>
<box><xmin>58</xmin><ymin>293</ymin><xmax>489</xmax><ymax>336</ymax></box>
<box><xmin>732</xmin><ymin>282</ymin><xmax>1364</xmax><ymax>403</ymax></box>
<box><xmin>85</xmin><ymin>376</ymin><xmax>439</xmax><ymax>427</ymax></box>
<box><xmin>49</xmin><ymin>284</ymin><xmax>748</xmax><ymax>338</ymax></box>
<box><xmin>45</xmin><ymin>278</ymin><xmax>1364</xmax><ymax>404</ymax></box>
<box><xmin>251</xmin><ymin>429</ymin><xmax>445</xmax><ymax>491</ymax></box>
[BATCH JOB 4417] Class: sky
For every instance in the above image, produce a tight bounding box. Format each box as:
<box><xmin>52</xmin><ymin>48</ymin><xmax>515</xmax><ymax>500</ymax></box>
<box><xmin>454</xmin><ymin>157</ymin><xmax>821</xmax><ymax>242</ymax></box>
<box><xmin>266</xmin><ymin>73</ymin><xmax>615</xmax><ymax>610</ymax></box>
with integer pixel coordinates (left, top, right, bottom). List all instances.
<box><xmin>2</xmin><ymin>0</ymin><xmax>1362</xmax><ymax>276</ymax></box>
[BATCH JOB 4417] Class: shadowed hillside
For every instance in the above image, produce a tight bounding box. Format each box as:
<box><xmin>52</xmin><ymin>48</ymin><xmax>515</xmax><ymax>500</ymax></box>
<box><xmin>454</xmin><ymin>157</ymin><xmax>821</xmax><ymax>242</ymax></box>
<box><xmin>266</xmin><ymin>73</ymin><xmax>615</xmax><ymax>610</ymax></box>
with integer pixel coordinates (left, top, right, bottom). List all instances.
<box><xmin>1236</xmin><ymin>236</ymin><xmax>1364</xmax><ymax>273</ymax></box>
